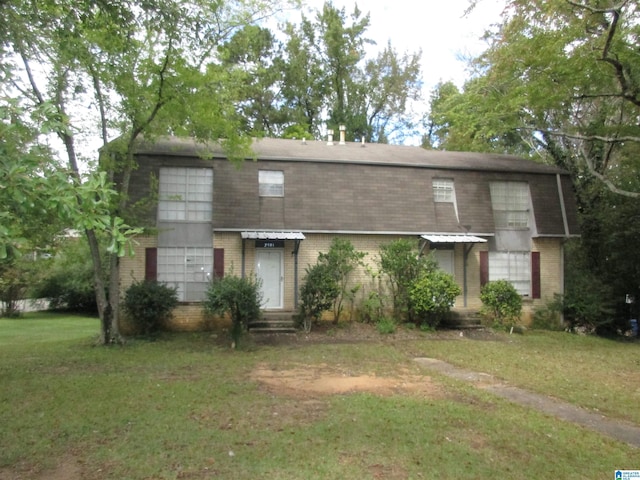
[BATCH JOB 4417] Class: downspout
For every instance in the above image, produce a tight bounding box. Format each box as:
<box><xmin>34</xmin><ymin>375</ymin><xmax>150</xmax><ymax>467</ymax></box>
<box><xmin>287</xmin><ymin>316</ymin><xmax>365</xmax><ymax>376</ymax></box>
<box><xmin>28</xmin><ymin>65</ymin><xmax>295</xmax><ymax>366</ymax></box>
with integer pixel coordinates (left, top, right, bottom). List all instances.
<box><xmin>463</xmin><ymin>244</ymin><xmax>474</xmax><ymax>308</ymax></box>
<box><xmin>556</xmin><ymin>173</ymin><xmax>570</xmax><ymax>325</ymax></box>
<box><xmin>556</xmin><ymin>174</ymin><xmax>570</xmax><ymax>237</ymax></box>
<box><xmin>293</xmin><ymin>239</ymin><xmax>301</xmax><ymax>308</ymax></box>
<box><xmin>241</xmin><ymin>237</ymin><xmax>246</xmax><ymax>279</ymax></box>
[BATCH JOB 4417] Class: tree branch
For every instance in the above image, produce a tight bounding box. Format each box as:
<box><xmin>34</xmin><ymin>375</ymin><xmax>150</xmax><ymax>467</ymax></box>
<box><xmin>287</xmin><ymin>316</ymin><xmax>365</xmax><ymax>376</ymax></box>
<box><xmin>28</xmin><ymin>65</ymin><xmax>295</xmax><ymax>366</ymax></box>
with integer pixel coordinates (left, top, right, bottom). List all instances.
<box><xmin>579</xmin><ymin>144</ymin><xmax>639</xmax><ymax>198</ymax></box>
<box><xmin>535</xmin><ymin>129</ymin><xmax>640</xmax><ymax>144</ymax></box>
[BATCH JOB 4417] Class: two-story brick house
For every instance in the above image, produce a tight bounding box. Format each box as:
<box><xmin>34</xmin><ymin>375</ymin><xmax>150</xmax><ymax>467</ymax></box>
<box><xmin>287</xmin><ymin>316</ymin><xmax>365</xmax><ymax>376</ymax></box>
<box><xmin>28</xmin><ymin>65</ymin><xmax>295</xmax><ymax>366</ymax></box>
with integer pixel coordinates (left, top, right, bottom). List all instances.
<box><xmin>119</xmin><ymin>136</ymin><xmax>579</xmax><ymax>330</ymax></box>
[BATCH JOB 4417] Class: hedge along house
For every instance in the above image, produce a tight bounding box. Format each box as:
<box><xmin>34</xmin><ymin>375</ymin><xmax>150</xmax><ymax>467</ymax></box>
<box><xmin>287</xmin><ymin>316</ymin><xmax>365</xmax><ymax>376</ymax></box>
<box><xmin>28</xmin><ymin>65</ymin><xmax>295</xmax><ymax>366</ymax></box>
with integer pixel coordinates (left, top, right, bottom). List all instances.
<box><xmin>118</xmin><ymin>135</ymin><xmax>579</xmax><ymax>330</ymax></box>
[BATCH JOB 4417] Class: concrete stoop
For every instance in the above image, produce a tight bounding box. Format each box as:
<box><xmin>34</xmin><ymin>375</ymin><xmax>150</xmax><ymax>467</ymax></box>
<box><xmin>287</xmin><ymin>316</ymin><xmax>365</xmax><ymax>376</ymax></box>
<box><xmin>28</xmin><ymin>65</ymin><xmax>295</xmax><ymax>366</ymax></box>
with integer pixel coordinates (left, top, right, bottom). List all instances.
<box><xmin>441</xmin><ymin>309</ymin><xmax>484</xmax><ymax>329</ymax></box>
<box><xmin>249</xmin><ymin>311</ymin><xmax>297</xmax><ymax>333</ymax></box>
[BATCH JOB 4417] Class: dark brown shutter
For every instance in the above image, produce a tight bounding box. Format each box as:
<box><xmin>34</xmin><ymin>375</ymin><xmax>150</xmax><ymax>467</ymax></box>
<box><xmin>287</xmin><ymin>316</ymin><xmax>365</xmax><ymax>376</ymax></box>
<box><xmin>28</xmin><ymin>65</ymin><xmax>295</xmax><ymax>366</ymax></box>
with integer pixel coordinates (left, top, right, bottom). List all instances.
<box><xmin>214</xmin><ymin>248</ymin><xmax>224</xmax><ymax>278</ymax></box>
<box><xmin>480</xmin><ymin>251</ymin><xmax>489</xmax><ymax>287</ymax></box>
<box><xmin>145</xmin><ymin>248</ymin><xmax>157</xmax><ymax>281</ymax></box>
<box><xmin>531</xmin><ymin>251</ymin><xmax>541</xmax><ymax>299</ymax></box>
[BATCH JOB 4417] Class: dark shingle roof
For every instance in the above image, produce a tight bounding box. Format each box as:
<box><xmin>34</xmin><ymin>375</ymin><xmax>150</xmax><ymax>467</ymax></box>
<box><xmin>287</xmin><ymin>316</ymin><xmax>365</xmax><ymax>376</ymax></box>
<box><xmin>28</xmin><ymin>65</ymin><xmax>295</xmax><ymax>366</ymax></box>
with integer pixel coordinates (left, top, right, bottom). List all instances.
<box><xmin>134</xmin><ymin>136</ymin><xmax>566</xmax><ymax>175</ymax></box>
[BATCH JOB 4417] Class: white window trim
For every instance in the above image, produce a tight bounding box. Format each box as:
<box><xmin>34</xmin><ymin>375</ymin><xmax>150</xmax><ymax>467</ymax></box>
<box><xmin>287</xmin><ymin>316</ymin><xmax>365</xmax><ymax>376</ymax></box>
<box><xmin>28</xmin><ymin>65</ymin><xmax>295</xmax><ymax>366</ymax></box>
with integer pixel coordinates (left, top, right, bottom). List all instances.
<box><xmin>259</xmin><ymin>170</ymin><xmax>284</xmax><ymax>197</ymax></box>
<box><xmin>433</xmin><ymin>178</ymin><xmax>455</xmax><ymax>203</ymax></box>
<box><xmin>158</xmin><ymin>167</ymin><xmax>213</xmax><ymax>222</ymax></box>
<box><xmin>490</xmin><ymin>181</ymin><xmax>531</xmax><ymax>229</ymax></box>
<box><xmin>157</xmin><ymin>247</ymin><xmax>213</xmax><ymax>302</ymax></box>
<box><xmin>489</xmin><ymin>251</ymin><xmax>531</xmax><ymax>296</ymax></box>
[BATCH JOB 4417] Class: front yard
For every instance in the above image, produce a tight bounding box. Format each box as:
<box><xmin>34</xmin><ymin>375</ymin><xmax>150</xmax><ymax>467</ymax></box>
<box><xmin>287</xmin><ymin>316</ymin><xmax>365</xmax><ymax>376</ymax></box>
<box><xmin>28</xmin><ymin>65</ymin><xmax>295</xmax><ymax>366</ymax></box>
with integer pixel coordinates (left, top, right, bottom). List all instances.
<box><xmin>0</xmin><ymin>313</ymin><xmax>637</xmax><ymax>479</ymax></box>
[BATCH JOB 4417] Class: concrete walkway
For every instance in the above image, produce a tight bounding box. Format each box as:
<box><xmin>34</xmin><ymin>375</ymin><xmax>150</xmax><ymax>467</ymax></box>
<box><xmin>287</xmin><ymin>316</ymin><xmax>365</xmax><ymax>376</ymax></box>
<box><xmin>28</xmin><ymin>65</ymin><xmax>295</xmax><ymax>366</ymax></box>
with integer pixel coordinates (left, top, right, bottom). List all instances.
<box><xmin>414</xmin><ymin>357</ymin><xmax>640</xmax><ymax>448</ymax></box>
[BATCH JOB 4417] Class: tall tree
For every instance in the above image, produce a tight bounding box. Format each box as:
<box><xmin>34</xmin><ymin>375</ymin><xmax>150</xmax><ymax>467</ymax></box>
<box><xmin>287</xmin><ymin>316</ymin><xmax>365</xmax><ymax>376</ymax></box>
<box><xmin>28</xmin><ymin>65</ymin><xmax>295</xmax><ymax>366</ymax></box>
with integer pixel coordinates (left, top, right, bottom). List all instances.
<box><xmin>218</xmin><ymin>25</ymin><xmax>287</xmax><ymax>136</ymax></box>
<box><xmin>1</xmin><ymin>0</ymin><xmax>296</xmax><ymax>343</ymax></box>
<box><xmin>422</xmin><ymin>0</ymin><xmax>640</xmax><ymax>327</ymax></box>
<box><xmin>427</xmin><ymin>0</ymin><xmax>640</xmax><ymax>195</ymax></box>
<box><xmin>281</xmin><ymin>1</ymin><xmax>422</xmax><ymax>142</ymax></box>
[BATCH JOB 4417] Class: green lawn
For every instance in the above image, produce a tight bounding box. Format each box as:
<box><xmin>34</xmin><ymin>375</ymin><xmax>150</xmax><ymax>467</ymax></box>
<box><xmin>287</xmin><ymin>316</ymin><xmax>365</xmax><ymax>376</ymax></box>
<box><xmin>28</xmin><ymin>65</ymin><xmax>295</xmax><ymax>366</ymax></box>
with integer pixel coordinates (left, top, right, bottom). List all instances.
<box><xmin>0</xmin><ymin>314</ymin><xmax>637</xmax><ymax>479</ymax></box>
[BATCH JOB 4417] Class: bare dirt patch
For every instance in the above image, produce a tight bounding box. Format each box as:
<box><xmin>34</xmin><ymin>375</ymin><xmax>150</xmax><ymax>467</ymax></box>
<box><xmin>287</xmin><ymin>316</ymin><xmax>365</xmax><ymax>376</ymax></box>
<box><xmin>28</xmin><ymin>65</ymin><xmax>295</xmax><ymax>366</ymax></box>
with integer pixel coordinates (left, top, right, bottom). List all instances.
<box><xmin>0</xmin><ymin>453</ymin><xmax>85</xmax><ymax>480</ymax></box>
<box><xmin>250</xmin><ymin>362</ymin><xmax>443</xmax><ymax>399</ymax></box>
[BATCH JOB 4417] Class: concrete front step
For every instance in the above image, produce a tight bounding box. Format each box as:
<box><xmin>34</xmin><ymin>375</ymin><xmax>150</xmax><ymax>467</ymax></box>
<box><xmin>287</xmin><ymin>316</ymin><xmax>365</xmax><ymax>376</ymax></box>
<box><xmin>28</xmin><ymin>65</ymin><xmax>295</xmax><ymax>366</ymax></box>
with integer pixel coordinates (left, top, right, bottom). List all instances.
<box><xmin>441</xmin><ymin>310</ymin><xmax>484</xmax><ymax>329</ymax></box>
<box><xmin>249</xmin><ymin>312</ymin><xmax>297</xmax><ymax>333</ymax></box>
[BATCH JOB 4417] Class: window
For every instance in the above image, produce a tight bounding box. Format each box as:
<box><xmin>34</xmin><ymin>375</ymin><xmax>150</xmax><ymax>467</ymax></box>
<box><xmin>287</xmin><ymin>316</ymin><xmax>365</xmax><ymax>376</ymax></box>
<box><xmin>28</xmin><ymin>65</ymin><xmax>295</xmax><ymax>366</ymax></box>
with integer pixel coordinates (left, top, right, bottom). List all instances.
<box><xmin>433</xmin><ymin>248</ymin><xmax>455</xmax><ymax>276</ymax></box>
<box><xmin>158</xmin><ymin>167</ymin><xmax>213</xmax><ymax>222</ymax></box>
<box><xmin>489</xmin><ymin>181</ymin><xmax>530</xmax><ymax>228</ymax></box>
<box><xmin>259</xmin><ymin>170</ymin><xmax>284</xmax><ymax>197</ymax></box>
<box><xmin>489</xmin><ymin>251</ymin><xmax>531</xmax><ymax>295</ymax></box>
<box><xmin>433</xmin><ymin>179</ymin><xmax>454</xmax><ymax>203</ymax></box>
<box><xmin>157</xmin><ymin>247</ymin><xmax>213</xmax><ymax>301</ymax></box>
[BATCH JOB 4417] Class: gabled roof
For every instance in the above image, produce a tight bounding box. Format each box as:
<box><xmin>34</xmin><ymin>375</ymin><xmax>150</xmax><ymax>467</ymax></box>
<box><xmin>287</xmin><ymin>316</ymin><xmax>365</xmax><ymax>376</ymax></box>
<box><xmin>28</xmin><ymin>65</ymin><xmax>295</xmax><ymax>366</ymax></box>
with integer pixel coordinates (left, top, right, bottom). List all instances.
<box><xmin>134</xmin><ymin>136</ymin><xmax>568</xmax><ymax>175</ymax></box>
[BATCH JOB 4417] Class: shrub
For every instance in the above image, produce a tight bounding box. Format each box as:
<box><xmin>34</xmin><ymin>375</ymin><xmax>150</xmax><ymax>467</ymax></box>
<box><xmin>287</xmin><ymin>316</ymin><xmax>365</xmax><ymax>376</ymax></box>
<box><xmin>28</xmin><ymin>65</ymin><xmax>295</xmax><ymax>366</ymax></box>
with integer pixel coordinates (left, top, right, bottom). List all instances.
<box><xmin>378</xmin><ymin>239</ymin><xmax>435</xmax><ymax>323</ymax></box>
<box><xmin>376</xmin><ymin>317</ymin><xmax>396</xmax><ymax>334</ymax></box>
<box><xmin>318</xmin><ymin>238</ymin><xmax>366</xmax><ymax>322</ymax></box>
<box><xmin>296</xmin><ymin>262</ymin><xmax>339</xmax><ymax>333</ymax></box>
<box><xmin>531</xmin><ymin>297</ymin><xmax>565</xmax><ymax>331</ymax></box>
<box><xmin>31</xmin><ymin>238</ymin><xmax>101</xmax><ymax>314</ymax></box>
<box><xmin>122</xmin><ymin>280</ymin><xmax>179</xmax><ymax>336</ymax></box>
<box><xmin>358</xmin><ymin>290</ymin><xmax>385</xmax><ymax>324</ymax></box>
<box><xmin>203</xmin><ymin>275</ymin><xmax>262</xmax><ymax>347</ymax></box>
<box><xmin>409</xmin><ymin>269</ymin><xmax>461</xmax><ymax>328</ymax></box>
<box><xmin>480</xmin><ymin>280</ymin><xmax>522</xmax><ymax>328</ymax></box>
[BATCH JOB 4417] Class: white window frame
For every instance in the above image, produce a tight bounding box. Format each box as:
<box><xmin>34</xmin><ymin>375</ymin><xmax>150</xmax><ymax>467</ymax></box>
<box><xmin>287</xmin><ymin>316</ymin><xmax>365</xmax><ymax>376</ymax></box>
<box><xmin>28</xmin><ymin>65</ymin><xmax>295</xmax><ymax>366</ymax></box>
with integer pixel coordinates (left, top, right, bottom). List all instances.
<box><xmin>158</xmin><ymin>167</ymin><xmax>213</xmax><ymax>222</ymax></box>
<box><xmin>489</xmin><ymin>181</ymin><xmax>530</xmax><ymax>229</ymax></box>
<box><xmin>157</xmin><ymin>247</ymin><xmax>213</xmax><ymax>302</ymax></box>
<box><xmin>433</xmin><ymin>178</ymin><xmax>455</xmax><ymax>203</ymax></box>
<box><xmin>259</xmin><ymin>170</ymin><xmax>284</xmax><ymax>197</ymax></box>
<box><xmin>489</xmin><ymin>251</ymin><xmax>531</xmax><ymax>296</ymax></box>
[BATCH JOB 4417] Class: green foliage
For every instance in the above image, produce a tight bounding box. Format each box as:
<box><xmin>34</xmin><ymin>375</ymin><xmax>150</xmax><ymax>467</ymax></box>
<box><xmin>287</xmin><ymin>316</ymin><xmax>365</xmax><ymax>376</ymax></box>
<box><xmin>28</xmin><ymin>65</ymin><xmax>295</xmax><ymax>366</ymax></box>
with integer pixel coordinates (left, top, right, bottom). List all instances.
<box><xmin>559</xmin><ymin>242</ymin><xmax>617</xmax><ymax>333</ymax></box>
<box><xmin>409</xmin><ymin>269</ymin><xmax>461</xmax><ymax>328</ymax></box>
<box><xmin>280</xmin><ymin>2</ymin><xmax>421</xmax><ymax>142</ymax></box>
<box><xmin>203</xmin><ymin>275</ymin><xmax>262</xmax><ymax>346</ymax></box>
<box><xmin>0</xmin><ymin>102</ymin><xmax>70</xmax><ymax>260</ymax></box>
<box><xmin>122</xmin><ymin>280</ymin><xmax>179</xmax><ymax>336</ymax></box>
<box><xmin>375</xmin><ymin>317</ymin><xmax>396</xmax><ymax>334</ymax></box>
<box><xmin>378</xmin><ymin>239</ymin><xmax>435</xmax><ymax>322</ymax></box>
<box><xmin>31</xmin><ymin>238</ymin><xmax>104</xmax><ymax>314</ymax></box>
<box><xmin>0</xmin><ymin>258</ymin><xmax>30</xmax><ymax>318</ymax></box>
<box><xmin>358</xmin><ymin>291</ymin><xmax>385</xmax><ymax>324</ymax></box>
<box><xmin>297</xmin><ymin>262</ymin><xmax>340</xmax><ymax>333</ymax></box>
<box><xmin>531</xmin><ymin>297</ymin><xmax>565</xmax><ymax>331</ymax></box>
<box><xmin>480</xmin><ymin>280</ymin><xmax>523</xmax><ymax>328</ymax></box>
<box><xmin>317</xmin><ymin>238</ymin><xmax>366</xmax><ymax>323</ymax></box>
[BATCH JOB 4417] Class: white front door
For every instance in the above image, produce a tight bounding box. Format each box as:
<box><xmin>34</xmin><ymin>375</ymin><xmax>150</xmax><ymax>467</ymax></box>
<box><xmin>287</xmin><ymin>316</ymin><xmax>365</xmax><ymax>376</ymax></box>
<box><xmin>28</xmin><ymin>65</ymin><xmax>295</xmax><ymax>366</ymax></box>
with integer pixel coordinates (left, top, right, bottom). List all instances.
<box><xmin>256</xmin><ymin>249</ymin><xmax>283</xmax><ymax>309</ymax></box>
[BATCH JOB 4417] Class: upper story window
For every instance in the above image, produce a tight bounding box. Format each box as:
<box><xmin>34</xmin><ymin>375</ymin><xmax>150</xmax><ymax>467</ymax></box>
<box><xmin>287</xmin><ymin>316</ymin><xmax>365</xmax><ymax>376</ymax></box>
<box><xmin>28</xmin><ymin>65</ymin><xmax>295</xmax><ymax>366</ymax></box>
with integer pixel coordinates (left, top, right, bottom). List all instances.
<box><xmin>259</xmin><ymin>170</ymin><xmax>284</xmax><ymax>197</ymax></box>
<box><xmin>490</xmin><ymin>181</ymin><xmax>530</xmax><ymax>229</ymax></box>
<box><xmin>158</xmin><ymin>167</ymin><xmax>213</xmax><ymax>222</ymax></box>
<box><xmin>433</xmin><ymin>178</ymin><xmax>455</xmax><ymax>203</ymax></box>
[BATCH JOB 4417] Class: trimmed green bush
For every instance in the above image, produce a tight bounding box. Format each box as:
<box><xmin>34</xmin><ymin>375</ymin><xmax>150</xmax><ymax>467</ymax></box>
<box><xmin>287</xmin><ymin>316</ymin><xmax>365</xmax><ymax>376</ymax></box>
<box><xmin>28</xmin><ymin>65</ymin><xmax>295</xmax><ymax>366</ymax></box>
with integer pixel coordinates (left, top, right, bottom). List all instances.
<box><xmin>296</xmin><ymin>262</ymin><xmax>339</xmax><ymax>333</ymax></box>
<box><xmin>203</xmin><ymin>275</ymin><xmax>262</xmax><ymax>347</ymax></box>
<box><xmin>409</xmin><ymin>269</ymin><xmax>461</xmax><ymax>328</ymax></box>
<box><xmin>480</xmin><ymin>280</ymin><xmax>522</xmax><ymax>328</ymax></box>
<box><xmin>122</xmin><ymin>280</ymin><xmax>179</xmax><ymax>336</ymax></box>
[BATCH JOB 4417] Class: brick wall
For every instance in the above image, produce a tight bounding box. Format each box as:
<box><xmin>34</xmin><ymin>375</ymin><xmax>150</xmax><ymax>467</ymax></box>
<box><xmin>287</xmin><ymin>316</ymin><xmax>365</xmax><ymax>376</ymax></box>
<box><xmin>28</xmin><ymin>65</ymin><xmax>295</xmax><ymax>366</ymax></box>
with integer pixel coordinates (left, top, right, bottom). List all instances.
<box><xmin>120</xmin><ymin>232</ymin><xmax>566</xmax><ymax>329</ymax></box>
